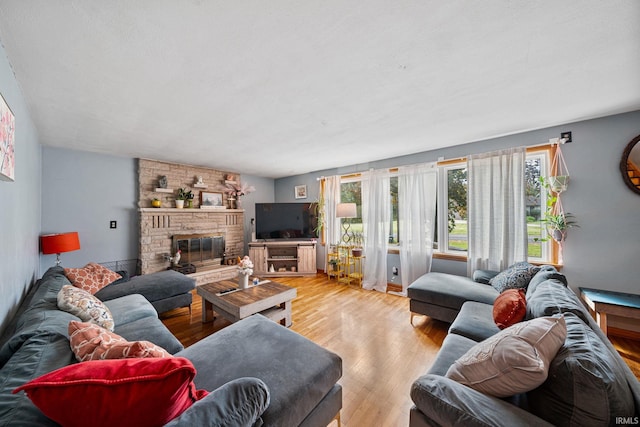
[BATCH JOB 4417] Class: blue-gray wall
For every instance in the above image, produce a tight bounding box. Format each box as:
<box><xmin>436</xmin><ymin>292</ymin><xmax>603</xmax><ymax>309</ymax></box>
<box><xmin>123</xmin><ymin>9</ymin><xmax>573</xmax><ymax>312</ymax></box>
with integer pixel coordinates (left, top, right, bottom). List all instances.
<box><xmin>275</xmin><ymin>111</ymin><xmax>640</xmax><ymax>305</ymax></box>
<box><xmin>40</xmin><ymin>147</ymin><xmax>138</xmax><ymax>272</ymax></box>
<box><xmin>0</xmin><ymin>45</ymin><xmax>42</xmax><ymax>334</ymax></box>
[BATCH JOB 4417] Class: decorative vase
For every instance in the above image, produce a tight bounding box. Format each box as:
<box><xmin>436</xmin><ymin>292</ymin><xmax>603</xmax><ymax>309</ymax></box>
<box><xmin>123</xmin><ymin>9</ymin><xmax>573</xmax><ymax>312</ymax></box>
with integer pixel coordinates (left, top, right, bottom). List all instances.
<box><xmin>175</xmin><ymin>200</ymin><xmax>185</xmax><ymax>209</ymax></box>
<box><xmin>238</xmin><ymin>272</ymin><xmax>249</xmax><ymax>290</ymax></box>
<box><xmin>186</xmin><ymin>199</ymin><xmax>193</xmax><ymax>208</ymax></box>
<box><xmin>151</xmin><ymin>199</ymin><xmax>161</xmax><ymax>208</ymax></box>
<box><xmin>351</xmin><ymin>248</ymin><xmax>363</xmax><ymax>257</ymax></box>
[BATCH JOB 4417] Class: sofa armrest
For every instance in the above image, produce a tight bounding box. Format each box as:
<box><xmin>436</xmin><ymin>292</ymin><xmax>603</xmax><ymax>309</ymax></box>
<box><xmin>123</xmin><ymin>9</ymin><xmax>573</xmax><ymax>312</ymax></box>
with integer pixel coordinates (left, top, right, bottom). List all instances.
<box><xmin>410</xmin><ymin>375</ymin><xmax>553</xmax><ymax>427</ymax></box>
<box><xmin>165</xmin><ymin>377</ymin><xmax>270</xmax><ymax>427</ymax></box>
<box><xmin>472</xmin><ymin>269</ymin><xmax>499</xmax><ymax>284</ymax></box>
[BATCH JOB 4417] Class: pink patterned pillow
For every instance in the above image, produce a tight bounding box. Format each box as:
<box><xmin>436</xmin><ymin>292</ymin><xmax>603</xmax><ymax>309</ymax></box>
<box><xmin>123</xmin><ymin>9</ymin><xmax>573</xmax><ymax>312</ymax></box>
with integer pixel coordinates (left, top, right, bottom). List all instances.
<box><xmin>64</xmin><ymin>262</ymin><xmax>122</xmax><ymax>294</ymax></box>
<box><xmin>68</xmin><ymin>321</ymin><xmax>171</xmax><ymax>362</ymax></box>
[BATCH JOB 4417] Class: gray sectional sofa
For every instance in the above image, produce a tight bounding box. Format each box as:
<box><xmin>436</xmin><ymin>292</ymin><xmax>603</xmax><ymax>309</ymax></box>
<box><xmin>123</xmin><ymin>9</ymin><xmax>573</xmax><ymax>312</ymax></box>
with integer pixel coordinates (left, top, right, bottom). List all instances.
<box><xmin>0</xmin><ymin>267</ymin><xmax>342</xmax><ymax>426</ymax></box>
<box><xmin>408</xmin><ymin>266</ymin><xmax>640</xmax><ymax>426</ymax></box>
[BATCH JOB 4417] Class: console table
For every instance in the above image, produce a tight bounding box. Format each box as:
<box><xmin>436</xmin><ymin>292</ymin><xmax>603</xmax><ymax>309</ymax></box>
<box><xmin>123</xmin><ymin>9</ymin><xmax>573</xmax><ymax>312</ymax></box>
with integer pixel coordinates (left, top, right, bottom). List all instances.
<box><xmin>249</xmin><ymin>241</ymin><xmax>316</xmax><ymax>277</ymax></box>
<box><xmin>579</xmin><ymin>287</ymin><xmax>640</xmax><ymax>336</ymax></box>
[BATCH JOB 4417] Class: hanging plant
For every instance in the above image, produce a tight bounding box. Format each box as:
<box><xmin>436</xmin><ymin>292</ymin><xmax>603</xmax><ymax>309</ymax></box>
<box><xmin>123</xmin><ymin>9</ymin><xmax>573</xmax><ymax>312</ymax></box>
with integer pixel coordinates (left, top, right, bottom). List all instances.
<box><xmin>549</xmin><ymin>141</ymin><xmax>570</xmax><ymax>193</ymax></box>
<box><xmin>535</xmin><ymin>177</ymin><xmax>579</xmax><ymax>243</ymax></box>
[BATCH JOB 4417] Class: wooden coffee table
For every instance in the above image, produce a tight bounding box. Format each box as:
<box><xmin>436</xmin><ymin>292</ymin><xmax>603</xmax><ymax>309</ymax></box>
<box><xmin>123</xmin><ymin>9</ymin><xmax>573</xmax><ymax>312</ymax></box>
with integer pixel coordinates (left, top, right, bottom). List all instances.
<box><xmin>197</xmin><ymin>278</ymin><xmax>297</xmax><ymax>327</ymax></box>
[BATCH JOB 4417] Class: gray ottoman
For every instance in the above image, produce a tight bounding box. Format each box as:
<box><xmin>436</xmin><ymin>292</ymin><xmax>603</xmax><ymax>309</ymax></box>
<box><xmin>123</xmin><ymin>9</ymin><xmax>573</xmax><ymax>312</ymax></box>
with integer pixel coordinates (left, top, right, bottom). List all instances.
<box><xmin>178</xmin><ymin>315</ymin><xmax>343</xmax><ymax>427</ymax></box>
<box><xmin>95</xmin><ymin>269</ymin><xmax>195</xmax><ymax>314</ymax></box>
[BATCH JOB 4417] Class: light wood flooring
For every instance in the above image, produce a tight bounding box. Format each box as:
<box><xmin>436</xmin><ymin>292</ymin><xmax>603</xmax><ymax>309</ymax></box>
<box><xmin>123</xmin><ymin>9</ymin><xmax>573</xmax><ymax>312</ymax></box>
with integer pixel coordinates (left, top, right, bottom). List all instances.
<box><xmin>161</xmin><ymin>274</ymin><xmax>640</xmax><ymax>427</ymax></box>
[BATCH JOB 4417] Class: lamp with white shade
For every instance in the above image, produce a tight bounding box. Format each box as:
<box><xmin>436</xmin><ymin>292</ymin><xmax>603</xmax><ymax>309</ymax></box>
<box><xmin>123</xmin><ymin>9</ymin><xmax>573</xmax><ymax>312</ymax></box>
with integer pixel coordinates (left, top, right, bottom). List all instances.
<box><xmin>336</xmin><ymin>202</ymin><xmax>357</xmax><ymax>244</ymax></box>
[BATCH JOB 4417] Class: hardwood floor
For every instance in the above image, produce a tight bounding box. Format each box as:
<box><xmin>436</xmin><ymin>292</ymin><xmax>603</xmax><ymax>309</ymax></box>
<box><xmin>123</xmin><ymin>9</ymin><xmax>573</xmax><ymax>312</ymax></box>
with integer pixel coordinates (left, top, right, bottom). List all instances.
<box><xmin>161</xmin><ymin>274</ymin><xmax>640</xmax><ymax>427</ymax></box>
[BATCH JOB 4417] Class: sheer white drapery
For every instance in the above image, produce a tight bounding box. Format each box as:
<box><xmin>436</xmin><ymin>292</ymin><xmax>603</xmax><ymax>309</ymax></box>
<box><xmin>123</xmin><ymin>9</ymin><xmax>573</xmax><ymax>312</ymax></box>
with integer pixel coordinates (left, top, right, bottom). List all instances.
<box><xmin>467</xmin><ymin>147</ymin><xmax>528</xmax><ymax>276</ymax></box>
<box><xmin>361</xmin><ymin>169</ymin><xmax>391</xmax><ymax>292</ymax></box>
<box><xmin>321</xmin><ymin>176</ymin><xmax>341</xmax><ymax>272</ymax></box>
<box><xmin>398</xmin><ymin>163</ymin><xmax>438</xmax><ymax>295</ymax></box>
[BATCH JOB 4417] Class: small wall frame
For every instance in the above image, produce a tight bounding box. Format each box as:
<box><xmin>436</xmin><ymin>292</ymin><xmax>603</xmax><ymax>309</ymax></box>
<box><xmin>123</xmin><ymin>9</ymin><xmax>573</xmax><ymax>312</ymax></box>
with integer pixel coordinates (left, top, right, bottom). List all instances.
<box><xmin>295</xmin><ymin>185</ymin><xmax>307</xmax><ymax>199</ymax></box>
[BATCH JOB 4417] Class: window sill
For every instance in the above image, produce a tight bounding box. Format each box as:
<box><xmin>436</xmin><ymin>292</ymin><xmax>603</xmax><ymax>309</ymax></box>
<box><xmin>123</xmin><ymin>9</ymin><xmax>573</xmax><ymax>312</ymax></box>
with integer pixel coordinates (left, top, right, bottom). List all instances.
<box><xmin>386</xmin><ymin>248</ymin><xmax>562</xmax><ymax>270</ymax></box>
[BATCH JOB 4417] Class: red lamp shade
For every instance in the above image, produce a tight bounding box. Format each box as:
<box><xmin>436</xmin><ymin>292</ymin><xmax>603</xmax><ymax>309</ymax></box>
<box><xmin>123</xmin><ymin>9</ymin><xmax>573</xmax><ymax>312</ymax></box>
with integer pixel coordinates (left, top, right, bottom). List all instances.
<box><xmin>41</xmin><ymin>232</ymin><xmax>80</xmax><ymax>266</ymax></box>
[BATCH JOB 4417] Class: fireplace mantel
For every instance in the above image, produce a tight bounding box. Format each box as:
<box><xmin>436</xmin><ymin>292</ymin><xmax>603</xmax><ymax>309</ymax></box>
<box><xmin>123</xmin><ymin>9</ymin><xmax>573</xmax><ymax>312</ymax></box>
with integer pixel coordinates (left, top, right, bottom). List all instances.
<box><xmin>139</xmin><ymin>208</ymin><xmax>244</xmax><ymax>213</ymax></box>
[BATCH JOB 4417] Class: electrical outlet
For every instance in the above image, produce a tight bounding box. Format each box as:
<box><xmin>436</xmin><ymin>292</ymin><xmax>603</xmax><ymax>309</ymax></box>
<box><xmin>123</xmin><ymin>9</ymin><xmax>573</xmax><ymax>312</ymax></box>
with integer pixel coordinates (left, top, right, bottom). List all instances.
<box><xmin>392</xmin><ymin>266</ymin><xmax>399</xmax><ymax>275</ymax></box>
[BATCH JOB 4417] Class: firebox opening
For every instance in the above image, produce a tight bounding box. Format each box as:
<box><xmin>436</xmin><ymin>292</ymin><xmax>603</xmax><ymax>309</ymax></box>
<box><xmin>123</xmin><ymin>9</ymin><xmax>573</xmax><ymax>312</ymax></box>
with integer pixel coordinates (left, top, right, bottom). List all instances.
<box><xmin>173</xmin><ymin>233</ymin><xmax>225</xmax><ymax>268</ymax></box>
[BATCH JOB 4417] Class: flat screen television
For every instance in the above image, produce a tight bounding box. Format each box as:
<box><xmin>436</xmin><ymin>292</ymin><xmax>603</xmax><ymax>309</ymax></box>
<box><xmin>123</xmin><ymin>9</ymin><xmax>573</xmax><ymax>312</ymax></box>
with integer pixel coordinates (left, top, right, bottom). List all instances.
<box><xmin>255</xmin><ymin>202</ymin><xmax>318</xmax><ymax>240</ymax></box>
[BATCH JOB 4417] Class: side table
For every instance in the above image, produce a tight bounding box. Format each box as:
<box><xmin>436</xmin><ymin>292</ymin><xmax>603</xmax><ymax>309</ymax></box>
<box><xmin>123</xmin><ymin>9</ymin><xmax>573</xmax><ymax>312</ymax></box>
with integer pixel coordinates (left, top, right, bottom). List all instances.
<box><xmin>579</xmin><ymin>287</ymin><xmax>640</xmax><ymax>336</ymax></box>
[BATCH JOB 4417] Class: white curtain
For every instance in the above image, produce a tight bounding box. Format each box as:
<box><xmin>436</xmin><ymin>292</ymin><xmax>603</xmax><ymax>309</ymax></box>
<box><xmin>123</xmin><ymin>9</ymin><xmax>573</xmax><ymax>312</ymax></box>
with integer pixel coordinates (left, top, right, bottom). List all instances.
<box><xmin>361</xmin><ymin>169</ymin><xmax>391</xmax><ymax>292</ymax></box>
<box><xmin>467</xmin><ymin>147</ymin><xmax>528</xmax><ymax>276</ymax></box>
<box><xmin>398</xmin><ymin>163</ymin><xmax>438</xmax><ymax>295</ymax></box>
<box><xmin>322</xmin><ymin>176</ymin><xmax>341</xmax><ymax>272</ymax></box>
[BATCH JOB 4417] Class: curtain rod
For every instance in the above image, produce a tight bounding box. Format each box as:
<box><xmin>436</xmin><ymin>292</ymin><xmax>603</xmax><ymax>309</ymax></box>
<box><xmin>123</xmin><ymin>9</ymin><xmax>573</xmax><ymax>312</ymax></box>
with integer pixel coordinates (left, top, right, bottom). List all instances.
<box><xmin>317</xmin><ymin>140</ymin><xmax>562</xmax><ymax>180</ymax></box>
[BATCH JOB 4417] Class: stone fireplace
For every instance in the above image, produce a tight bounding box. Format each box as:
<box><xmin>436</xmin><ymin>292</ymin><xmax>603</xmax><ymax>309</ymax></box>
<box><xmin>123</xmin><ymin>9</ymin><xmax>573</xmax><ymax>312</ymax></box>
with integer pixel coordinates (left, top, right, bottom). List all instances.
<box><xmin>139</xmin><ymin>208</ymin><xmax>244</xmax><ymax>275</ymax></box>
<box><xmin>137</xmin><ymin>158</ymin><xmax>246</xmax><ymax>280</ymax></box>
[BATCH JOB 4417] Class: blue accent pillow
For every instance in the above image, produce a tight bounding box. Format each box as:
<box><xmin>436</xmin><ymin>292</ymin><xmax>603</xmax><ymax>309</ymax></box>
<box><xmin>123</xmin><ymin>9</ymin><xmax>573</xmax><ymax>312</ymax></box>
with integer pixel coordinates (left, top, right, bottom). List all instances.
<box><xmin>489</xmin><ymin>262</ymin><xmax>541</xmax><ymax>293</ymax></box>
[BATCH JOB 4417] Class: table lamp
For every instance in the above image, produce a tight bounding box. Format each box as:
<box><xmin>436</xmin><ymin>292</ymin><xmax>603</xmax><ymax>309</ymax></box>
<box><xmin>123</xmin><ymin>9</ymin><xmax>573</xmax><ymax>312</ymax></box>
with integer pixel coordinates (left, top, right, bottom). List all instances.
<box><xmin>41</xmin><ymin>232</ymin><xmax>81</xmax><ymax>266</ymax></box>
<box><xmin>336</xmin><ymin>203</ymin><xmax>357</xmax><ymax>244</ymax></box>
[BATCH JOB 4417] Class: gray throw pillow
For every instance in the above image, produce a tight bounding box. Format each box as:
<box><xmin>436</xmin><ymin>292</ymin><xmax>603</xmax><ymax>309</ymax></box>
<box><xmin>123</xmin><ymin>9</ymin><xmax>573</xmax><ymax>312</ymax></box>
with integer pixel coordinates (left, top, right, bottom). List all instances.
<box><xmin>489</xmin><ymin>262</ymin><xmax>541</xmax><ymax>293</ymax></box>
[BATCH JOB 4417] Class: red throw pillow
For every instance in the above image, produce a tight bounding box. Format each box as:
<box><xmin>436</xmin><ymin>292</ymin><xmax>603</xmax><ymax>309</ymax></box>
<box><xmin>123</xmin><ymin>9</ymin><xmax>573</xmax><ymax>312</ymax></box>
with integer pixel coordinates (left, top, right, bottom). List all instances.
<box><xmin>64</xmin><ymin>262</ymin><xmax>122</xmax><ymax>294</ymax></box>
<box><xmin>13</xmin><ymin>357</ymin><xmax>208</xmax><ymax>427</ymax></box>
<box><xmin>493</xmin><ymin>288</ymin><xmax>527</xmax><ymax>329</ymax></box>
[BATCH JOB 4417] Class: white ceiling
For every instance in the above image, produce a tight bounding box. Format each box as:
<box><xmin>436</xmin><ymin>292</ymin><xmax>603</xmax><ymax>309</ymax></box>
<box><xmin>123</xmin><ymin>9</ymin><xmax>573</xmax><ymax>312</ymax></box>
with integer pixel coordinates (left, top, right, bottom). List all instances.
<box><xmin>0</xmin><ymin>1</ymin><xmax>638</xmax><ymax>178</ymax></box>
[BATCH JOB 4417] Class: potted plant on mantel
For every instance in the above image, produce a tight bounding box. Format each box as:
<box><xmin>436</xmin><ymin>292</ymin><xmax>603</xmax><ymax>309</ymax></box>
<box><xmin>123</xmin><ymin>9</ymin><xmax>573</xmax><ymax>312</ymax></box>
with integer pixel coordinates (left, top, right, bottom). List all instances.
<box><xmin>175</xmin><ymin>188</ymin><xmax>188</xmax><ymax>209</ymax></box>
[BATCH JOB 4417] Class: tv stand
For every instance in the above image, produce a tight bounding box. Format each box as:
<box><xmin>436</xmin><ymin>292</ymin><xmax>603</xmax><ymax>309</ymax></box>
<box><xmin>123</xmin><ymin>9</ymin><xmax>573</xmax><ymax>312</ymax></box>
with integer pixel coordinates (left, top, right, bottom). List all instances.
<box><xmin>249</xmin><ymin>241</ymin><xmax>316</xmax><ymax>277</ymax></box>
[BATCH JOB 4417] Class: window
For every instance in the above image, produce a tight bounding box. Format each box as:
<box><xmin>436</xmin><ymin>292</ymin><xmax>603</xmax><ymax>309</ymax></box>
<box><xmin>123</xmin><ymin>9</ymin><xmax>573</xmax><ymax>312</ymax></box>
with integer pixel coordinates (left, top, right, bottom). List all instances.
<box><xmin>436</xmin><ymin>149</ymin><xmax>550</xmax><ymax>261</ymax></box>
<box><xmin>340</xmin><ymin>178</ymin><xmax>362</xmax><ymax>244</ymax></box>
<box><xmin>333</xmin><ymin>146</ymin><xmax>552</xmax><ymax>262</ymax></box>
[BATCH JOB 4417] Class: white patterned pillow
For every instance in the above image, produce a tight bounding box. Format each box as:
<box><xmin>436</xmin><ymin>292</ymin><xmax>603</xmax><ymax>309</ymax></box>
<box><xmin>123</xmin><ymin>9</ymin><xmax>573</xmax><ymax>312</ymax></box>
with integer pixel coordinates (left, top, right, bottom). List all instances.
<box><xmin>57</xmin><ymin>285</ymin><xmax>115</xmax><ymax>331</ymax></box>
<box><xmin>489</xmin><ymin>262</ymin><xmax>541</xmax><ymax>293</ymax></box>
<box><xmin>445</xmin><ymin>316</ymin><xmax>567</xmax><ymax>397</ymax></box>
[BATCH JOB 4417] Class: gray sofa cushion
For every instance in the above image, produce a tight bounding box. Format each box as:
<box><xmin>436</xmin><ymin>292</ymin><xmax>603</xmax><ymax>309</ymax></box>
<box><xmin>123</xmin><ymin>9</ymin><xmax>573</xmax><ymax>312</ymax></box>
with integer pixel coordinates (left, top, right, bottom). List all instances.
<box><xmin>177</xmin><ymin>315</ymin><xmax>342</xmax><ymax>427</ymax></box>
<box><xmin>0</xmin><ymin>332</ymin><xmax>75</xmax><ymax>426</ymax></box>
<box><xmin>104</xmin><ymin>294</ymin><xmax>158</xmax><ymax>325</ymax></box>
<box><xmin>526</xmin><ymin>279</ymin><xmax>590</xmax><ymax>323</ymax></box>
<box><xmin>526</xmin><ymin>265</ymin><xmax>567</xmax><ymax>295</ymax></box>
<box><xmin>114</xmin><ymin>315</ymin><xmax>183</xmax><ymax>355</ymax></box>
<box><xmin>427</xmin><ymin>333</ymin><xmax>477</xmax><ymax>376</ymax></box>
<box><xmin>165</xmin><ymin>377</ymin><xmax>270</xmax><ymax>427</ymax></box>
<box><xmin>448</xmin><ymin>302</ymin><xmax>500</xmax><ymax>342</ymax></box>
<box><xmin>95</xmin><ymin>269</ymin><xmax>195</xmax><ymax>303</ymax></box>
<box><xmin>408</xmin><ymin>273</ymin><xmax>498</xmax><ymax>311</ymax></box>
<box><xmin>411</xmin><ymin>375</ymin><xmax>554</xmax><ymax>427</ymax></box>
<box><xmin>528</xmin><ymin>313</ymin><xmax>636</xmax><ymax>426</ymax></box>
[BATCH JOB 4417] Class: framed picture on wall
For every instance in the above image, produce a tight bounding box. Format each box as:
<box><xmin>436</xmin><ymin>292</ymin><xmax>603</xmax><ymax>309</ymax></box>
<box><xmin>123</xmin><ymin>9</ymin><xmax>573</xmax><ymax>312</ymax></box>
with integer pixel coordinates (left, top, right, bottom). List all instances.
<box><xmin>295</xmin><ymin>185</ymin><xmax>307</xmax><ymax>199</ymax></box>
<box><xmin>0</xmin><ymin>92</ymin><xmax>15</xmax><ymax>182</ymax></box>
<box><xmin>200</xmin><ymin>191</ymin><xmax>224</xmax><ymax>208</ymax></box>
